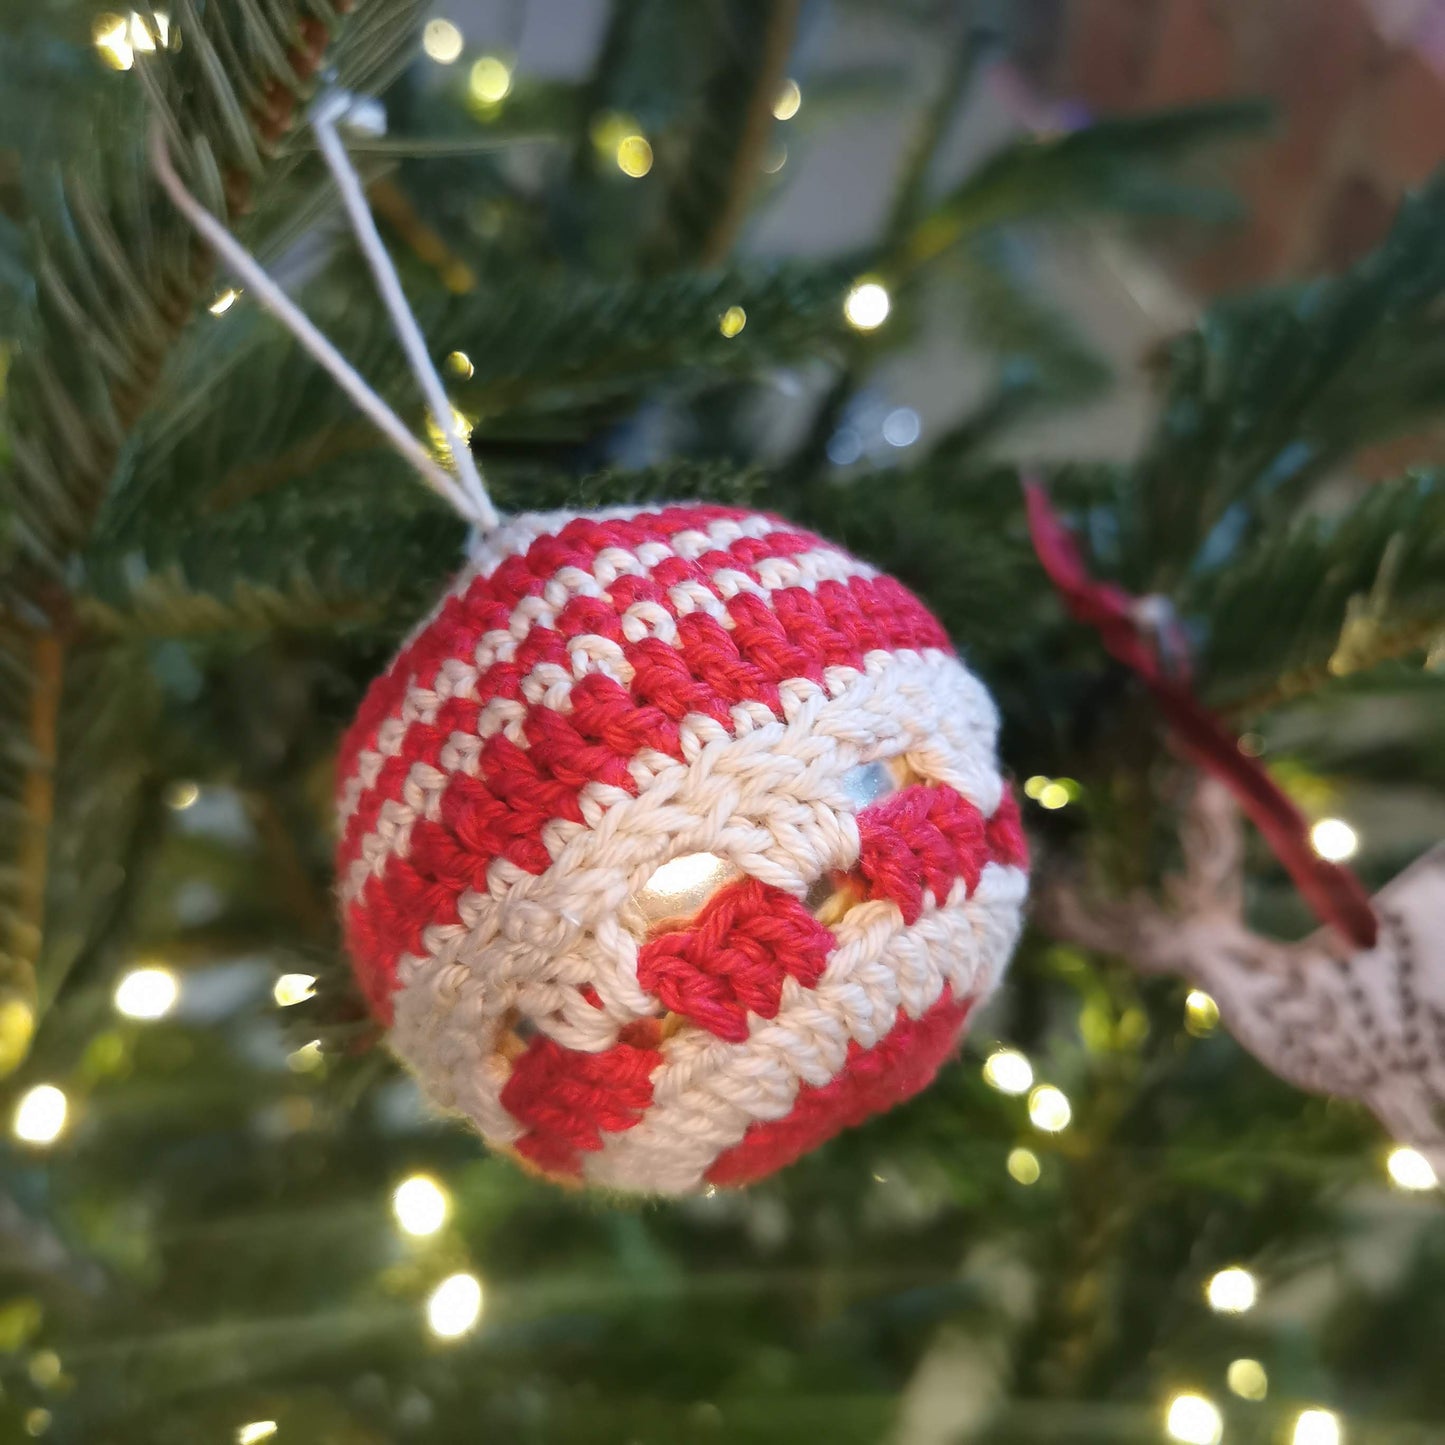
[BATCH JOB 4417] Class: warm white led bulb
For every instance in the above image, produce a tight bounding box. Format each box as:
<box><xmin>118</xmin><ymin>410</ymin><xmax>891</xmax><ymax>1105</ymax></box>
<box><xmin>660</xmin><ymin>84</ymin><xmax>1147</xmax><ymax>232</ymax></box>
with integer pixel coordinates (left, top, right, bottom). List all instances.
<box><xmin>1206</xmin><ymin>1266</ymin><xmax>1257</xmax><ymax>1314</ymax></box>
<box><xmin>1166</xmin><ymin>1393</ymin><xmax>1223</xmax><ymax>1445</ymax></box>
<box><xmin>843</xmin><ymin>281</ymin><xmax>891</xmax><ymax>331</ymax></box>
<box><xmin>114</xmin><ymin>966</ymin><xmax>179</xmax><ymax>1021</ymax></box>
<box><xmin>1292</xmin><ymin>1408</ymin><xmax>1342</xmax><ymax>1445</ymax></box>
<box><xmin>982</xmin><ymin>1048</ymin><xmax>1033</xmax><ymax>1096</ymax></box>
<box><xmin>273</xmin><ymin>973</ymin><xmax>317</xmax><ymax>1008</ymax></box>
<box><xmin>1386</xmin><ymin>1145</ymin><xmax>1437</xmax><ymax>1192</ymax></box>
<box><xmin>1227</xmin><ymin>1358</ymin><xmax>1268</xmax><ymax>1401</ymax></box>
<box><xmin>422</xmin><ymin>18</ymin><xmax>464</xmax><ymax>64</ymax></box>
<box><xmin>1310</xmin><ymin>818</ymin><xmax>1358</xmax><ymax>861</ymax></box>
<box><xmin>14</xmin><ymin>1084</ymin><xmax>68</xmax><ymax>1146</ymax></box>
<box><xmin>1007</xmin><ymin>1147</ymin><xmax>1041</xmax><ymax>1185</ymax></box>
<box><xmin>1028</xmin><ymin>1084</ymin><xmax>1071</xmax><ymax>1133</ymax></box>
<box><xmin>426</xmin><ymin>1272</ymin><xmax>483</xmax><ymax>1339</ymax></box>
<box><xmin>393</xmin><ymin>1174</ymin><xmax>450</xmax><ymax>1237</ymax></box>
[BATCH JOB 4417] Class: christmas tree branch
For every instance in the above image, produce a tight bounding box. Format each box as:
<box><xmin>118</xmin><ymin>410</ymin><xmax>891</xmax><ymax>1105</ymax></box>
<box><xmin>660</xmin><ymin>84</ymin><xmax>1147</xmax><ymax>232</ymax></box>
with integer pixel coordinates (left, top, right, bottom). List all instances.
<box><xmin>1223</xmin><ymin>614</ymin><xmax>1445</xmax><ymax>718</ymax></box>
<box><xmin>0</xmin><ymin>0</ymin><xmax>426</xmax><ymax>1062</ymax></box>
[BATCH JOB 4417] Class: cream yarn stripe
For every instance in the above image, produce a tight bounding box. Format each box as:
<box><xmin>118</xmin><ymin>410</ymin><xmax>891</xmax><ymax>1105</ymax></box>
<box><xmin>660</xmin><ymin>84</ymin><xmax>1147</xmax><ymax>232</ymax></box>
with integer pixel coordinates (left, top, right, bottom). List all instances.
<box><xmin>336</xmin><ymin>510</ymin><xmax>796</xmax><ymax>828</ymax></box>
<box><xmin>344</xmin><ymin>649</ymin><xmax>998</xmax><ymax>937</ymax></box>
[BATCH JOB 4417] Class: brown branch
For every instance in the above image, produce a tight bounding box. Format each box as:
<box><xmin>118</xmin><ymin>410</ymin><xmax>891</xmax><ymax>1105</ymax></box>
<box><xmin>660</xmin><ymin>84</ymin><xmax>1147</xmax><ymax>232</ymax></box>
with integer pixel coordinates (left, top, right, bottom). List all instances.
<box><xmin>368</xmin><ymin>175</ymin><xmax>478</xmax><ymax>295</ymax></box>
<box><xmin>698</xmin><ymin>0</ymin><xmax>802</xmax><ymax>267</ymax></box>
<box><xmin>16</xmin><ymin>633</ymin><xmax>62</xmax><ymax>955</ymax></box>
<box><xmin>0</xmin><ymin>629</ymin><xmax>64</xmax><ymax>1071</ymax></box>
<box><xmin>1221</xmin><ymin>614</ymin><xmax>1445</xmax><ymax>718</ymax></box>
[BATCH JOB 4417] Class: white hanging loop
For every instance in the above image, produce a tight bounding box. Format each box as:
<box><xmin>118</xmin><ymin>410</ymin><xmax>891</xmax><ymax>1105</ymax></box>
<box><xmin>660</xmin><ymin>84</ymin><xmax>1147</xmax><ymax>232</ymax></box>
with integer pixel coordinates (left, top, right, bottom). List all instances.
<box><xmin>148</xmin><ymin>110</ymin><xmax>498</xmax><ymax>531</ymax></box>
<box><xmin>310</xmin><ymin>93</ymin><xmax>497</xmax><ymax>530</ymax></box>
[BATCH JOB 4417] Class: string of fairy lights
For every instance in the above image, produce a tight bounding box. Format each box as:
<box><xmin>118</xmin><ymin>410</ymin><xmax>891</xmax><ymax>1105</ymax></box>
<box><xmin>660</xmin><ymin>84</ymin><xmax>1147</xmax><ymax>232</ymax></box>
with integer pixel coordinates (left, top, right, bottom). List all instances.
<box><xmin>9</xmin><ymin>12</ymin><xmax>1425</xmax><ymax>1443</ymax></box>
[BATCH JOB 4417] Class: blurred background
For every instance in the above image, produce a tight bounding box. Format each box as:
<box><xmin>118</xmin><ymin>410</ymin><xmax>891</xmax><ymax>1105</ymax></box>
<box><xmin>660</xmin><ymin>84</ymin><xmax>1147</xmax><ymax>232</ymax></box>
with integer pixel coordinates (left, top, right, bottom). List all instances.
<box><xmin>2</xmin><ymin>1</ymin><xmax>1445</xmax><ymax>1442</ymax></box>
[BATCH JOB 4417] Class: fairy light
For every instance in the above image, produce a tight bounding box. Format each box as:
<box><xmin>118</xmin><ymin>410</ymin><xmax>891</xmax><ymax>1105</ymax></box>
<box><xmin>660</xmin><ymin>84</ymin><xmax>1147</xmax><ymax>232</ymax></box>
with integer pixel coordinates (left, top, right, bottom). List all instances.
<box><xmin>422</xmin><ymin>18</ymin><xmax>464</xmax><ymax>64</ymax></box>
<box><xmin>1227</xmin><ymin>1359</ymin><xmax>1268</xmax><ymax>1401</ymax></box>
<box><xmin>393</xmin><ymin>1174</ymin><xmax>450</xmax><ymax>1237</ymax></box>
<box><xmin>127</xmin><ymin>10</ymin><xmax>160</xmax><ymax>52</ymax></box>
<box><xmin>1386</xmin><ymin>1145</ymin><xmax>1438</xmax><ymax>1191</ymax></box>
<box><xmin>1007</xmin><ymin>1147</ymin><xmax>1041</xmax><ymax>1185</ymax></box>
<box><xmin>27</xmin><ymin>1351</ymin><xmax>61</xmax><ymax>1388</ymax></box>
<box><xmin>425</xmin><ymin>1271</ymin><xmax>483</xmax><ymax>1339</ymax></box>
<box><xmin>209</xmin><ymin>289</ymin><xmax>240</xmax><ymax>315</ymax></box>
<box><xmin>1184</xmin><ymin>990</ymin><xmax>1220</xmax><ymax>1037</ymax></box>
<box><xmin>236</xmin><ymin>1425</ymin><xmax>278</xmax><ymax>1445</ymax></box>
<box><xmin>982</xmin><ymin>1048</ymin><xmax>1033</xmax><ymax>1096</ymax></box>
<box><xmin>616</xmin><ymin>134</ymin><xmax>653</xmax><ymax>178</ymax></box>
<box><xmin>469</xmin><ymin>55</ymin><xmax>513</xmax><ymax>105</ymax></box>
<box><xmin>1310</xmin><ymin>818</ymin><xmax>1358</xmax><ymax>862</ymax></box>
<box><xmin>286</xmin><ymin>1040</ymin><xmax>324</xmax><ymax>1073</ymax></box>
<box><xmin>1023</xmin><ymin>776</ymin><xmax>1048</xmax><ymax>799</ymax></box>
<box><xmin>93</xmin><ymin>13</ymin><xmax>134</xmax><ymax>69</ymax></box>
<box><xmin>425</xmin><ymin>405</ymin><xmax>473</xmax><ymax>461</ymax></box>
<box><xmin>1028</xmin><ymin>1084</ymin><xmax>1071</xmax><ymax>1133</ymax></box>
<box><xmin>1166</xmin><ymin>1394</ymin><xmax>1222</xmax><ymax>1445</ymax></box>
<box><xmin>772</xmin><ymin>78</ymin><xmax>802</xmax><ymax>120</ymax></box>
<box><xmin>843</xmin><ymin>281</ymin><xmax>890</xmax><ymax>331</ymax></box>
<box><xmin>164</xmin><ymin>780</ymin><xmax>200</xmax><ymax>809</ymax></box>
<box><xmin>114</xmin><ymin>966</ymin><xmax>179</xmax><ymax>1021</ymax></box>
<box><xmin>93</xmin><ymin>12</ymin><xmax>171</xmax><ymax>68</ymax></box>
<box><xmin>1292</xmin><ymin>1409</ymin><xmax>1342</xmax><ymax>1445</ymax></box>
<box><xmin>445</xmin><ymin>350</ymin><xmax>474</xmax><ymax>379</ymax></box>
<box><xmin>1037</xmin><ymin>781</ymin><xmax>1070</xmax><ymax>810</ymax></box>
<box><xmin>882</xmin><ymin>407</ymin><xmax>921</xmax><ymax>448</ymax></box>
<box><xmin>1205</xmin><ymin>1266</ymin><xmax>1257</xmax><ymax>1314</ymax></box>
<box><xmin>273</xmin><ymin>973</ymin><xmax>317</xmax><ymax>1008</ymax></box>
<box><xmin>13</xmin><ymin>1084</ymin><xmax>68</xmax><ymax>1146</ymax></box>
<box><xmin>718</xmin><ymin>306</ymin><xmax>747</xmax><ymax>338</ymax></box>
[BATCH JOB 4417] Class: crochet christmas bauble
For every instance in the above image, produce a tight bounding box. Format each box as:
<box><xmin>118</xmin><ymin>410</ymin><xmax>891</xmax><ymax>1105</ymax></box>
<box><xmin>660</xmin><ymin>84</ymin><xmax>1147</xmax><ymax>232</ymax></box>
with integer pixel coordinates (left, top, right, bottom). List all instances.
<box><xmin>335</xmin><ymin>503</ymin><xmax>1028</xmax><ymax>1195</ymax></box>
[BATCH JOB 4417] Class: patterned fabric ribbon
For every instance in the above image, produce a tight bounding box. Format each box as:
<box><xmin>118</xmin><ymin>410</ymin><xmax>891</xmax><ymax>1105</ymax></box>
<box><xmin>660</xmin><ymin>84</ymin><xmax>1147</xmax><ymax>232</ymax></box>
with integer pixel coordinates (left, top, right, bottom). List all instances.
<box><xmin>1023</xmin><ymin>479</ymin><xmax>1378</xmax><ymax>949</ymax></box>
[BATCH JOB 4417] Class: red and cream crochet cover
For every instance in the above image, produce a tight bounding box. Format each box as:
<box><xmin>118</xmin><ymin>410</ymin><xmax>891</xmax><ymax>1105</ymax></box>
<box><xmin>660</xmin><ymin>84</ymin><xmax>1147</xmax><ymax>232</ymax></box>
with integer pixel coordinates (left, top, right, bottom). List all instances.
<box><xmin>335</xmin><ymin>503</ymin><xmax>1028</xmax><ymax>1195</ymax></box>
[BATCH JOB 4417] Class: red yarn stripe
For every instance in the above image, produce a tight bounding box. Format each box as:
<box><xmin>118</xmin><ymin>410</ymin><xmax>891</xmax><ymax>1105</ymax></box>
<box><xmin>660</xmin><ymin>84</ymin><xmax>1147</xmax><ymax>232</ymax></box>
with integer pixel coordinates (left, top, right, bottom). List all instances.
<box><xmin>855</xmin><ymin>785</ymin><xmax>990</xmax><ymax>925</ymax></box>
<box><xmin>705</xmin><ymin>987</ymin><xmax>973</xmax><ymax>1187</ymax></box>
<box><xmin>636</xmin><ymin>879</ymin><xmax>833</xmax><ymax>1042</ymax></box>
<box><xmin>336</xmin><ymin>526</ymin><xmax>833</xmax><ymax>863</ymax></box>
<box><xmin>985</xmin><ymin>787</ymin><xmax>1029</xmax><ymax>870</ymax></box>
<box><xmin>345</xmin><ymin>776</ymin><xmax>1025</xmax><ymax>1030</ymax></box>
<box><xmin>336</xmin><ymin>507</ymin><xmax>785</xmax><ymax>781</ymax></box>
<box><xmin>337</xmin><ymin>568</ymin><xmax>944</xmax><ymax>881</ymax></box>
<box><xmin>500</xmin><ymin>1032</ymin><xmax>664</xmax><ymax>1179</ymax></box>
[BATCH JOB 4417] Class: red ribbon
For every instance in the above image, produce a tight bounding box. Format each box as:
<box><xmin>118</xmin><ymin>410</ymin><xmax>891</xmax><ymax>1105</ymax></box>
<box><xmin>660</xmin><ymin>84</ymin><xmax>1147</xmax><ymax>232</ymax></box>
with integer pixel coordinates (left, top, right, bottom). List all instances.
<box><xmin>1024</xmin><ymin>480</ymin><xmax>1377</xmax><ymax>949</ymax></box>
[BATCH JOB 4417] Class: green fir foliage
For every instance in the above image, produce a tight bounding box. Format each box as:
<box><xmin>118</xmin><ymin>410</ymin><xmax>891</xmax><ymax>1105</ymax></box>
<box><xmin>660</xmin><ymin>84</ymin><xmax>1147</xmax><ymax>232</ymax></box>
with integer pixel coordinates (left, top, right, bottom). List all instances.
<box><xmin>0</xmin><ymin>3</ymin><xmax>1443</xmax><ymax>1443</ymax></box>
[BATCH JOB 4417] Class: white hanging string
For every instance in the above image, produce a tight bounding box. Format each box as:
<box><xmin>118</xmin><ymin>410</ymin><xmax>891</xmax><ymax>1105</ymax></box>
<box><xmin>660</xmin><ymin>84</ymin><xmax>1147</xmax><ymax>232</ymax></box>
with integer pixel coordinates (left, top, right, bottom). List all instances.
<box><xmin>310</xmin><ymin>93</ymin><xmax>496</xmax><ymax>530</ymax></box>
<box><xmin>148</xmin><ymin>114</ymin><xmax>498</xmax><ymax>531</ymax></box>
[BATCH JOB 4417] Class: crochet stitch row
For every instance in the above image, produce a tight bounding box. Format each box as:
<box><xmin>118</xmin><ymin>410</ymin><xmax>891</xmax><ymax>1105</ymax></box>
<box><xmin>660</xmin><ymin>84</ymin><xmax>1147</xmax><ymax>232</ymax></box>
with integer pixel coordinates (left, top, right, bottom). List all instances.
<box><xmin>337</xmin><ymin>505</ymin><xmax>1027</xmax><ymax>1193</ymax></box>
